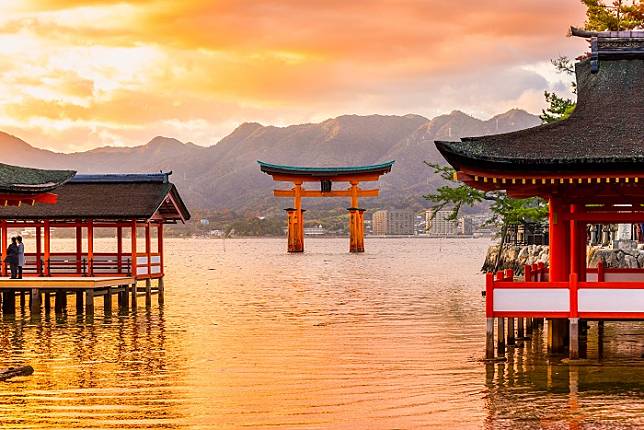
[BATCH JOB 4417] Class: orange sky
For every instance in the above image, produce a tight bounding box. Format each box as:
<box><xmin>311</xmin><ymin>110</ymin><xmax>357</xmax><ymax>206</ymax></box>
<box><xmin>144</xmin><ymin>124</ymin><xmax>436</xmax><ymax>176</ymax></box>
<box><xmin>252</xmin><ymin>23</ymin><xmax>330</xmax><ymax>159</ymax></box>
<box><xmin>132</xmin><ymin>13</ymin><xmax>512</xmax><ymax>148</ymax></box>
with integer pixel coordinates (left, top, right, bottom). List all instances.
<box><xmin>0</xmin><ymin>0</ymin><xmax>587</xmax><ymax>152</ymax></box>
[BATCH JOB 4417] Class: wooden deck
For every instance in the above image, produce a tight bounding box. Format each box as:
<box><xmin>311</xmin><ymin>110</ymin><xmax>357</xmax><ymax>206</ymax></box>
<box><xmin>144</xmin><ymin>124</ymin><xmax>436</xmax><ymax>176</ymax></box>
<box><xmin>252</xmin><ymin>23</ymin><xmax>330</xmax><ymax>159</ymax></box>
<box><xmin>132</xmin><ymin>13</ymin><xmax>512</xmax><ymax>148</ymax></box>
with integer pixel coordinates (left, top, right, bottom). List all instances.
<box><xmin>0</xmin><ymin>276</ymin><xmax>164</xmax><ymax>317</ymax></box>
<box><xmin>0</xmin><ymin>276</ymin><xmax>135</xmax><ymax>289</ymax></box>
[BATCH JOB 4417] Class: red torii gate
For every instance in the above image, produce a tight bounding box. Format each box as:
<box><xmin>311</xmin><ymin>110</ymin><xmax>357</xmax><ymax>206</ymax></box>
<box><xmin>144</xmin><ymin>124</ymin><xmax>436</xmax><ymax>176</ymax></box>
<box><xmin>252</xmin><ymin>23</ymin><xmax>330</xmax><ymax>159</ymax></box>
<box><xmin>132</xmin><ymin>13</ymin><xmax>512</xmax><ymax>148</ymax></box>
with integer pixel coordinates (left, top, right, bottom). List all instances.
<box><xmin>259</xmin><ymin>161</ymin><xmax>394</xmax><ymax>253</ymax></box>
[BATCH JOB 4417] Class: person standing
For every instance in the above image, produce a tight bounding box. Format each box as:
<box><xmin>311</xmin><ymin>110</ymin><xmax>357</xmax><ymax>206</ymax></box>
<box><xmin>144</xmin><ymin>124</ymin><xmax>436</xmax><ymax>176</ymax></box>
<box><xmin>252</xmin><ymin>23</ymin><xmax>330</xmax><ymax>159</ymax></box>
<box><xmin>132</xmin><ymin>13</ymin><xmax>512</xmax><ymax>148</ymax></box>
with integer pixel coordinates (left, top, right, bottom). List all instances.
<box><xmin>5</xmin><ymin>237</ymin><xmax>19</xmax><ymax>279</ymax></box>
<box><xmin>16</xmin><ymin>236</ymin><xmax>24</xmax><ymax>279</ymax></box>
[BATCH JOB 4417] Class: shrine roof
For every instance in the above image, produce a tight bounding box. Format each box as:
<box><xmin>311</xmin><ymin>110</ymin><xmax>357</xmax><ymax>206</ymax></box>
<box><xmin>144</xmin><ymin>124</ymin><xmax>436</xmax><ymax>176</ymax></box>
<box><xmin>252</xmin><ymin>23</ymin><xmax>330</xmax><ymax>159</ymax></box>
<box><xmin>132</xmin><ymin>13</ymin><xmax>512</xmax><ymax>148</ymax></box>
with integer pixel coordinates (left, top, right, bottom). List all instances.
<box><xmin>435</xmin><ymin>28</ymin><xmax>644</xmax><ymax>174</ymax></box>
<box><xmin>258</xmin><ymin>160</ymin><xmax>395</xmax><ymax>177</ymax></box>
<box><xmin>0</xmin><ymin>172</ymin><xmax>190</xmax><ymax>222</ymax></box>
<box><xmin>0</xmin><ymin>163</ymin><xmax>75</xmax><ymax>194</ymax></box>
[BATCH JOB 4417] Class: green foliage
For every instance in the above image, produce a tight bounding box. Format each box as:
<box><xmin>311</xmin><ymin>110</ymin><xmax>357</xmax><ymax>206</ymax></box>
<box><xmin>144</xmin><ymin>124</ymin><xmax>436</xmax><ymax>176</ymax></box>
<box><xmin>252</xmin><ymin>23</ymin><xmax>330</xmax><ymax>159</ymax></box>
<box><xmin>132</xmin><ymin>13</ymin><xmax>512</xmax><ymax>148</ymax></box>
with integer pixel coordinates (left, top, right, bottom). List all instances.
<box><xmin>582</xmin><ymin>0</ymin><xmax>644</xmax><ymax>31</ymax></box>
<box><xmin>225</xmin><ymin>217</ymin><xmax>284</xmax><ymax>237</ymax></box>
<box><xmin>424</xmin><ymin>163</ymin><xmax>547</xmax><ymax>229</ymax></box>
<box><xmin>541</xmin><ymin>91</ymin><xmax>576</xmax><ymax>123</ymax></box>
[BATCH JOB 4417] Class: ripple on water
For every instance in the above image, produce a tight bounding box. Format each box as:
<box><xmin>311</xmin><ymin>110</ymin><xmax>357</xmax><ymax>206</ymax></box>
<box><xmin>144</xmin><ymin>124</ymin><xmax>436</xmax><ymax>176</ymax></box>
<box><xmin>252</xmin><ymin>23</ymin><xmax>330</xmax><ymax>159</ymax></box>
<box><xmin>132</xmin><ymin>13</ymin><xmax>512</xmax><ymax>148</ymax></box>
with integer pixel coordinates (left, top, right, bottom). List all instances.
<box><xmin>0</xmin><ymin>238</ymin><xmax>642</xmax><ymax>429</ymax></box>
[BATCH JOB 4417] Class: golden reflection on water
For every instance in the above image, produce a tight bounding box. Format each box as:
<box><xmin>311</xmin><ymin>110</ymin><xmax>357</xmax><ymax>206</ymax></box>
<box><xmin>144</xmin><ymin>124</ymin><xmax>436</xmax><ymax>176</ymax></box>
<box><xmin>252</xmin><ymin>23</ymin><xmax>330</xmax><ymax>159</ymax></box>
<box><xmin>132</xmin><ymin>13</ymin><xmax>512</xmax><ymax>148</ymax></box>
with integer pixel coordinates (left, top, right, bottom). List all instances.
<box><xmin>0</xmin><ymin>238</ymin><xmax>642</xmax><ymax>429</ymax></box>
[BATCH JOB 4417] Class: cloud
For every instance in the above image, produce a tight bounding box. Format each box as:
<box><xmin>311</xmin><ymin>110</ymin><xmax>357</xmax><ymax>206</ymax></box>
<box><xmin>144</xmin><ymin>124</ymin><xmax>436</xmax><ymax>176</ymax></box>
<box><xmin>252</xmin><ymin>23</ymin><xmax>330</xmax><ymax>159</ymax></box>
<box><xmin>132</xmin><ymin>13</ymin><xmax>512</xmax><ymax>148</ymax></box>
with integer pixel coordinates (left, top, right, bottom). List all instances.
<box><xmin>0</xmin><ymin>0</ymin><xmax>588</xmax><ymax>152</ymax></box>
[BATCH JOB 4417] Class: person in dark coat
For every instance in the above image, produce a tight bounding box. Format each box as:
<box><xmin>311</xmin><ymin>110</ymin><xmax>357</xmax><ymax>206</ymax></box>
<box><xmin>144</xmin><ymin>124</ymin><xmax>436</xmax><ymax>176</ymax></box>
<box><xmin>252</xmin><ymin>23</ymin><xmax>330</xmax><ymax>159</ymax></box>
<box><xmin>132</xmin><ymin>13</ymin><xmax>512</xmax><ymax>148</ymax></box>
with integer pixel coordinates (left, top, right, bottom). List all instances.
<box><xmin>6</xmin><ymin>237</ymin><xmax>19</xmax><ymax>279</ymax></box>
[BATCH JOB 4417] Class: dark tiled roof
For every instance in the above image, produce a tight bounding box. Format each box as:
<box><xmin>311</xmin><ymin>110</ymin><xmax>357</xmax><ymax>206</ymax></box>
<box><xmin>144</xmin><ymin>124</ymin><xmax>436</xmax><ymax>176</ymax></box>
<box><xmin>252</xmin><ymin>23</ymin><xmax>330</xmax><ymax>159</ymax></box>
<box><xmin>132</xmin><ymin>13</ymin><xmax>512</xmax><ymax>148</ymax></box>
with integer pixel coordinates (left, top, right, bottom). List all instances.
<box><xmin>436</xmin><ymin>41</ymin><xmax>644</xmax><ymax>173</ymax></box>
<box><xmin>0</xmin><ymin>163</ymin><xmax>75</xmax><ymax>193</ymax></box>
<box><xmin>0</xmin><ymin>175</ymin><xmax>190</xmax><ymax>221</ymax></box>
<box><xmin>258</xmin><ymin>160</ymin><xmax>395</xmax><ymax>177</ymax></box>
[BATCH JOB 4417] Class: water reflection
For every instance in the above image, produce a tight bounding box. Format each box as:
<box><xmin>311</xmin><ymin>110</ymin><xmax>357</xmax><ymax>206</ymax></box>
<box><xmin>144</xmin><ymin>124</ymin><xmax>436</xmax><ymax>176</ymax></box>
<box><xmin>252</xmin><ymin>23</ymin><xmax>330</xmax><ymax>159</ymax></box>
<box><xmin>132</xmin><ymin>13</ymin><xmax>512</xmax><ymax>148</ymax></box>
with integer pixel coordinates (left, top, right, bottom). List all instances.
<box><xmin>0</xmin><ymin>238</ymin><xmax>642</xmax><ymax>429</ymax></box>
<box><xmin>0</xmin><ymin>304</ymin><xmax>187</xmax><ymax>429</ymax></box>
<box><xmin>484</xmin><ymin>321</ymin><xmax>644</xmax><ymax>429</ymax></box>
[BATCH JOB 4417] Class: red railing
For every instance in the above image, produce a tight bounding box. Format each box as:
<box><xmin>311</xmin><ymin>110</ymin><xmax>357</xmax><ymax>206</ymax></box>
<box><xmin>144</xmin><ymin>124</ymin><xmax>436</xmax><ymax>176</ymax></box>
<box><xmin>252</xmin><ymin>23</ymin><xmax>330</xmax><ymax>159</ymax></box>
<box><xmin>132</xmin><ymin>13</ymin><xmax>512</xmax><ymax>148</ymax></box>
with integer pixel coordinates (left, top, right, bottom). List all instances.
<box><xmin>486</xmin><ymin>267</ymin><xmax>644</xmax><ymax>320</ymax></box>
<box><xmin>15</xmin><ymin>252</ymin><xmax>162</xmax><ymax>280</ymax></box>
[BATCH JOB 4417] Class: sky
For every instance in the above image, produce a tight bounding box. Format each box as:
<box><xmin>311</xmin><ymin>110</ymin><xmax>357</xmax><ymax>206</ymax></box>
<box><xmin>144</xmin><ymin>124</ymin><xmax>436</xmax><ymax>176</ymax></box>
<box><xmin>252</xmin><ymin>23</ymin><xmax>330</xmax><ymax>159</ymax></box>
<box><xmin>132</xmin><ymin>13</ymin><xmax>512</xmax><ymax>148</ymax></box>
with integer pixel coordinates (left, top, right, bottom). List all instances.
<box><xmin>0</xmin><ymin>0</ymin><xmax>588</xmax><ymax>153</ymax></box>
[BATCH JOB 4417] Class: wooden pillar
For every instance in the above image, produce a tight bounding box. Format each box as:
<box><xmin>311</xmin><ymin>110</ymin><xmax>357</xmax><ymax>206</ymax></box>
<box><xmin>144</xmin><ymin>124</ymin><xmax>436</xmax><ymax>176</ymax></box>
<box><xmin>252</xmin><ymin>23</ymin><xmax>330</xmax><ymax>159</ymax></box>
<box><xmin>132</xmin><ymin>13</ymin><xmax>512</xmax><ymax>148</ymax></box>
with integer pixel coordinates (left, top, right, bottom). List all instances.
<box><xmin>507</xmin><ymin>317</ymin><xmax>515</xmax><ymax>346</ymax></box>
<box><xmin>285</xmin><ymin>182</ymin><xmax>305</xmax><ymax>253</ymax></box>
<box><xmin>549</xmin><ymin>198</ymin><xmax>570</xmax><ymax>282</ymax></box>
<box><xmin>130</xmin><ymin>282</ymin><xmax>137</xmax><ymax>311</ymax></box>
<box><xmin>569</xmin><ymin>318</ymin><xmax>580</xmax><ymax>359</ymax></box>
<box><xmin>131</xmin><ymin>220</ymin><xmax>138</xmax><ymax>277</ymax></box>
<box><xmin>548</xmin><ymin>198</ymin><xmax>570</xmax><ymax>353</ymax></box>
<box><xmin>87</xmin><ymin>220</ymin><xmax>94</xmax><ymax>277</ymax></box>
<box><xmin>30</xmin><ymin>288</ymin><xmax>41</xmax><ymax>315</ymax></box>
<box><xmin>285</xmin><ymin>208</ymin><xmax>304</xmax><ymax>253</ymax></box>
<box><xmin>157</xmin><ymin>223</ymin><xmax>164</xmax><ymax>277</ymax></box>
<box><xmin>145</xmin><ymin>278</ymin><xmax>152</xmax><ymax>307</ymax></box>
<box><xmin>117</xmin><ymin>225</ymin><xmax>123</xmax><ymax>273</ymax></box>
<box><xmin>158</xmin><ymin>277</ymin><xmax>164</xmax><ymax>305</ymax></box>
<box><xmin>145</xmin><ymin>222</ymin><xmax>152</xmax><ymax>279</ymax></box>
<box><xmin>43</xmin><ymin>220</ymin><xmax>51</xmax><ymax>276</ymax></box>
<box><xmin>44</xmin><ymin>291</ymin><xmax>51</xmax><ymax>314</ymax></box>
<box><xmin>104</xmin><ymin>287</ymin><xmax>112</xmax><ymax>315</ymax></box>
<box><xmin>55</xmin><ymin>290</ymin><xmax>66</xmax><ymax>314</ymax></box>
<box><xmin>348</xmin><ymin>208</ymin><xmax>365</xmax><ymax>253</ymax></box>
<box><xmin>85</xmin><ymin>289</ymin><xmax>94</xmax><ymax>315</ymax></box>
<box><xmin>1</xmin><ymin>220</ymin><xmax>7</xmax><ymax>276</ymax></box>
<box><xmin>76</xmin><ymin>291</ymin><xmax>84</xmax><ymax>314</ymax></box>
<box><xmin>517</xmin><ymin>317</ymin><xmax>524</xmax><ymax>339</ymax></box>
<box><xmin>76</xmin><ymin>223</ymin><xmax>82</xmax><ymax>274</ymax></box>
<box><xmin>2</xmin><ymin>291</ymin><xmax>15</xmax><ymax>315</ymax></box>
<box><xmin>19</xmin><ymin>291</ymin><xmax>25</xmax><ymax>312</ymax></box>
<box><xmin>295</xmin><ymin>182</ymin><xmax>304</xmax><ymax>251</ymax></box>
<box><xmin>497</xmin><ymin>317</ymin><xmax>505</xmax><ymax>355</ymax></box>
<box><xmin>36</xmin><ymin>225</ymin><xmax>42</xmax><ymax>276</ymax></box>
<box><xmin>486</xmin><ymin>318</ymin><xmax>495</xmax><ymax>360</ymax></box>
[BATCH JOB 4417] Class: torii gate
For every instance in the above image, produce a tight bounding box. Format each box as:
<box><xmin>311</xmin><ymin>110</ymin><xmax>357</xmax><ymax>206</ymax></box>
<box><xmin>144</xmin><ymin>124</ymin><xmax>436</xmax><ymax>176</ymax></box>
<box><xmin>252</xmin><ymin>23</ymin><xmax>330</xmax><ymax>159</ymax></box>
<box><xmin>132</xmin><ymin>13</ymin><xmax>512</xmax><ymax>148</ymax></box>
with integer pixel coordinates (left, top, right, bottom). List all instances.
<box><xmin>258</xmin><ymin>161</ymin><xmax>394</xmax><ymax>253</ymax></box>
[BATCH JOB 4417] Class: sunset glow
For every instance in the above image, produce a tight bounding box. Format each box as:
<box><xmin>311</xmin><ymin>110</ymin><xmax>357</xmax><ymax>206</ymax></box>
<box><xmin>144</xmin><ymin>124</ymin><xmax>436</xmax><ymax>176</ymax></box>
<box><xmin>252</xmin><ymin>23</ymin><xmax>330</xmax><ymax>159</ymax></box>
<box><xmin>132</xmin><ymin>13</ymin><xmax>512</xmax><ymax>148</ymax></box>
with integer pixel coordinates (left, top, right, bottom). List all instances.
<box><xmin>0</xmin><ymin>0</ymin><xmax>587</xmax><ymax>151</ymax></box>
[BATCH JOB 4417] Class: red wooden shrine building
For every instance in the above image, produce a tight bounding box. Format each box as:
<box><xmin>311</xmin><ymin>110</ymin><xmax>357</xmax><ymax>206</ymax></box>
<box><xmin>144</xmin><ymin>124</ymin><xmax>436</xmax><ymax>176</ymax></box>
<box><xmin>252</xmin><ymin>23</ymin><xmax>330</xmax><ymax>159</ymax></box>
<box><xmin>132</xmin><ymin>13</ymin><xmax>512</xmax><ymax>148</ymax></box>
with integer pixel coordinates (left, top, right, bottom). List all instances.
<box><xmin>436</xmin><ymin>28</ymin><xmax>644</xmax><ymax>359</ymax></box>
<box><xmin>0</xmin><ymin>172</ymin><xmax>190</xmax><ymax>282</ymax></box>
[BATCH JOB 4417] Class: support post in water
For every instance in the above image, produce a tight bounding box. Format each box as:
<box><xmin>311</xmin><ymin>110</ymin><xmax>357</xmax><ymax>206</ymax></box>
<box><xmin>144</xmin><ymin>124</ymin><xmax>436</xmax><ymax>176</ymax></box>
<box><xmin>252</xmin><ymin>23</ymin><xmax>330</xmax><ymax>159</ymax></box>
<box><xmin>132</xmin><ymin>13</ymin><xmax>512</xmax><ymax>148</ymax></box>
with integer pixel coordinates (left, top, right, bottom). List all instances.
<box><xmin>145</xmin><ymin>278</ymin><xmax>152</xmax><ymax>308</ymax></box>
<box><xmin>486</xmin><ymin>318</ymin><xmax>495</xmax><ymax>359</ymax></box>
<box><xmin>131</xmin><ymin>283</ymin><xmax>137</xmax><ymax>311</ymax></box>
<box><xmin>85</xmin><ymin>289</ymin><xmax>94</xmax><ymax>315</ymax></box>
<box><xmin>497</xmin><ymin>317</ymin><xmax>505</xmax><ymax>355</ymax></box>
<box><xmin>507</xmin><ymin>318</ymin><xmax>515</xmax><ymax>346</ymax></box>
<box><xmin>30</xmin><ymin>288</ymin><xmax>41</xmax><ymax>316</ymax></box>
<box><xmin>569</xmin><ymin>317</ymin><xmax>579</xmax><ymax>359</ymax></box>
<box><xmin>517</xmin><ymin>317</ymin><xmax>524</xmax><ymax>339</ymax></box>
<box><xmin>104</xmin><ymin>287</ymin><xmax>112</xmax><ymax>315</ymax></box>
<box><xmin>76</xmin><ymin>291</ymin><xmax>84</xmax><ymax>314</ymax></box>
<box><xmin>158</xmin><ymin>277</ymin><xmax>165</xmax><ymax>305</ymax></box>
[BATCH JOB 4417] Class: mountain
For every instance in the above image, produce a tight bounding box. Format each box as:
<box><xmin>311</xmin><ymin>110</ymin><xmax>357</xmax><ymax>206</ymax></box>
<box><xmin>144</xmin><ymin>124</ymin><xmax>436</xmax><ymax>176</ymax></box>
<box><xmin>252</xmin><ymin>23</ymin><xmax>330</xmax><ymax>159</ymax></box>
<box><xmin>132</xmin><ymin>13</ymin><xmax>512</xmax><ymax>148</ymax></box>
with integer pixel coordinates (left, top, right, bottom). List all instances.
<box><xmin>0</xmin><ymin>109</ymin><xmax>541</xmax><ymax>213</ymax></box>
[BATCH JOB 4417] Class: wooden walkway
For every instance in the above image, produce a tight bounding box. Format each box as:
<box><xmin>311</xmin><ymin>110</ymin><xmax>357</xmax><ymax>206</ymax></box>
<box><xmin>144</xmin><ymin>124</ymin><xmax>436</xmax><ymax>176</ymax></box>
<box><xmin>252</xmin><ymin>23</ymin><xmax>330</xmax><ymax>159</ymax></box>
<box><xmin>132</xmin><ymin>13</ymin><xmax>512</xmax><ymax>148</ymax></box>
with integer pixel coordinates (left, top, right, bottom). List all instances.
<box><xmin>0</xmin><ymin>276</ymin><xmax>164</xmax><ymax>316</ymax></box>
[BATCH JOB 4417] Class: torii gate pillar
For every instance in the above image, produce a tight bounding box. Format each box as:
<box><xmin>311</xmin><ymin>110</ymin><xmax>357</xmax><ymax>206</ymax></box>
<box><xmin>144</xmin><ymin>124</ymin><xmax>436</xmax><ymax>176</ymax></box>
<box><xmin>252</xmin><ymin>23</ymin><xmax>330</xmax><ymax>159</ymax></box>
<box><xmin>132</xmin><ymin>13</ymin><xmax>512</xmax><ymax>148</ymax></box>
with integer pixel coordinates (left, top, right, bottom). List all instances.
<box><xmin>285</xmin><ymin>208</ymin><xmax>305</xmax><ymax>253</ymax></box>
<box><xmin>348</xmin><ymin>208</ymin><xmax>366</xmax><ymax>253</ymax></box>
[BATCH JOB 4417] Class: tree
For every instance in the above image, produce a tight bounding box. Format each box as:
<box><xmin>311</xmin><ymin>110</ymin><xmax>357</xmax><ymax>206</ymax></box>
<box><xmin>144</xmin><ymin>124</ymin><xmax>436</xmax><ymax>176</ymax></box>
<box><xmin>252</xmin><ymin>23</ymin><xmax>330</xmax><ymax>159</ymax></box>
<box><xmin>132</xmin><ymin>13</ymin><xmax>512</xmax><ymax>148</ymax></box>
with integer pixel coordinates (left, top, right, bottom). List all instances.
<box><xmin>423</xmin><ymin>162</ymin><xmax>547</xmax><ymax>230</ymax></box>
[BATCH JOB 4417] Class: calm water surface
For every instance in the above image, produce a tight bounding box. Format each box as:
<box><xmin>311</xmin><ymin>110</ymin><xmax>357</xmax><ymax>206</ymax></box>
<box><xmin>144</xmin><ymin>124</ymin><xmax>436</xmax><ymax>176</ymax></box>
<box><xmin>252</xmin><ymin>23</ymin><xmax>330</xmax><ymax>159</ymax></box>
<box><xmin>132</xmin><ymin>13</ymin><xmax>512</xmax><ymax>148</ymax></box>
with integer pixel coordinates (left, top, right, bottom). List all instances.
<box><xmin>0</xmin><ymin>238</ymin><xmax>643</xmax><ymax>429</ymax></box>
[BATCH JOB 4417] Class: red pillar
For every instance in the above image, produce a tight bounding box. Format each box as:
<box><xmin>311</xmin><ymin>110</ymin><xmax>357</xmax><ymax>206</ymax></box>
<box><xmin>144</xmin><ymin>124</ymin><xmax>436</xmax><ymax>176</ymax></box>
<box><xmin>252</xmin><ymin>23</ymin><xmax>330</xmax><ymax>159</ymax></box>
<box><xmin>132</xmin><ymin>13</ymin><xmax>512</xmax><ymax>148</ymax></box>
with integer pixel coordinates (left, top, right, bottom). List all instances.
<box><xmin>145</xmin><ymin>222</ymin><xmax>151</xmax><ymax>278</ymax></box>
<box><xmin>36</xmin><ymin>225</ymin><xmax>42</xmax><ymax>276</ymax></box>
<box><xmin>44</xmin><ymin>220</ymin><xmax>51</xmax><ymax>276</ymax></box>
<box><xmin>157</xmin><ymin>223</ymin><xmax>164</xmax><ymax>276</ymax></box>
<box><xmin>131</xmin><ymin>220</ymin><xmax>137</xmax><ymax>278</ymax></box>
<box><xmin>570</xmin><ymin>204</ymin><xmax>587</xmax><ymax>281</ymax></box>
<box><xmin>76</xmin><ymin>223</ymin><xmax>82</xmax><ymax>274</ymax></box>
<box><xmin>87</xmin><ymin>220</ymin><xmax>94</xmax><ymax>277</ymax></box>
<box><xmin>117</xmin><ymin>225</ymin><xmax>123</xmax><ymax>274</ymax></box>
<box><xmin>549</xmin><ymin>198</ymin><xmax>571</xmax><ymax>282</ymax></box>
<box><xmin>1</xmin><ymin>220</ymin><xmax>7</xmax><ymax>276</ymax></box>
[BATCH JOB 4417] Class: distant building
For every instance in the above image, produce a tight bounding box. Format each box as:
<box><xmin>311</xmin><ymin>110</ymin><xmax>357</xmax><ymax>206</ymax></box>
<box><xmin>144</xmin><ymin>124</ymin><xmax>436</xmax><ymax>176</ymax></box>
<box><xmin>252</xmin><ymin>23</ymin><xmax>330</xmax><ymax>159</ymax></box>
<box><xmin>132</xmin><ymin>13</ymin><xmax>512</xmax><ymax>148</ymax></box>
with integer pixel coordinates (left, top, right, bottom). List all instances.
<box><xmin>426</xmin><ymin>209</ymin><xmax>473</xmax><ymax>236</ymax></box>
<box><xmin>304</xmin><ymin>225</ymin><xmax>325</xmax><ymax>236</ymax></box>
<box><xmin>200</xmin><ymin>218</ymin><xmax>210</xmax><ymax>225</ymax></box>
<box><xmin>372</xmin><ymin>209</ymin><xmax>415</xmax><ymax>235</ymax></box>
